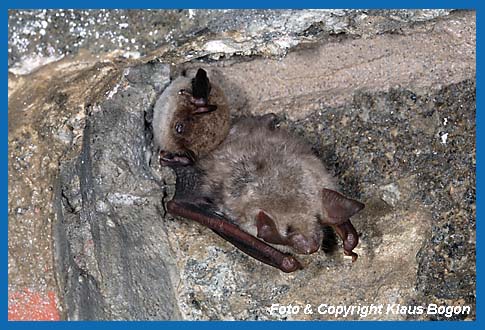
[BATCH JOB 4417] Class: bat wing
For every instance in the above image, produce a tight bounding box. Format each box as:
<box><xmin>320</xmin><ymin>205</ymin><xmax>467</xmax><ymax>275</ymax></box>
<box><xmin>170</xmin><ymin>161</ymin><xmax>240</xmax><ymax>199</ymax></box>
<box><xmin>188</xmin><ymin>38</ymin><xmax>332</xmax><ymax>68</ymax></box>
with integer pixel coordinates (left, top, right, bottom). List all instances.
<box><xmin>166</xmin><ymin>199</ymin><xmax>302</xmax><ymax>272</ymax></box>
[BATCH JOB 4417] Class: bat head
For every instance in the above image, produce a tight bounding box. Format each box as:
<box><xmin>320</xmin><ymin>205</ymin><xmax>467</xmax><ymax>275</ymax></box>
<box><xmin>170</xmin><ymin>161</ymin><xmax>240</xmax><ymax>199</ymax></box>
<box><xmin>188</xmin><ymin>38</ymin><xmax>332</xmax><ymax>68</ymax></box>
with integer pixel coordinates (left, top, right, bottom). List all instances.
<box><xmin>155</xmin><ymin>68</ymin><xmax>230</xmax><ymax>166</ymax></box>
<box><xmin>158</xmin><ymin>102</ymin><xmax>199</xmax><ymax>166</ymax></box>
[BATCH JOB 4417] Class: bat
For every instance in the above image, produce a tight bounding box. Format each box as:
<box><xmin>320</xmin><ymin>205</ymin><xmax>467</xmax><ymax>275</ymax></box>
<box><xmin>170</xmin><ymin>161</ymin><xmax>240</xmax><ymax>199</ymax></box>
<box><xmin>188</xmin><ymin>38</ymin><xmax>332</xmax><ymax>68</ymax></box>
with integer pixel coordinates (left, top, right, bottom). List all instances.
<box><xmin>165</xmin><ymin>114</ymin><xmax>364</xmax><ymax>272</ymax></box>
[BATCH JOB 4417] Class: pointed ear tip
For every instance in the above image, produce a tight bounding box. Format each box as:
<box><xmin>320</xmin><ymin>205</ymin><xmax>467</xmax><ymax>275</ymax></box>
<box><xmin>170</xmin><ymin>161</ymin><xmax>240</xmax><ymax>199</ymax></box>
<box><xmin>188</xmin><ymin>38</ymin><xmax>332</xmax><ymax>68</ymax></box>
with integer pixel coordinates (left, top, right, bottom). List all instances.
<box><xmin>196</xmin><ymin>68</ymin><xmax>207</xmax><ymax>75</ymax></box>
<box><xmin>355</xmin><ymin>201</ymin><xmax>365</xmax><ymax>212</ymax></box>
<box><xmin>256</xmin><ymin>210</ymin><xmax>266</xmax><ymax>220</ymax></box>
<box><xmin>348</xmin><ymin>200</ymin><xmax>364</xmax><ymax>216</ymax></box>
<box><xmin>257</xmin><ymin>209</ymin><xmax>273</xmax><ymax>222</ymax></box>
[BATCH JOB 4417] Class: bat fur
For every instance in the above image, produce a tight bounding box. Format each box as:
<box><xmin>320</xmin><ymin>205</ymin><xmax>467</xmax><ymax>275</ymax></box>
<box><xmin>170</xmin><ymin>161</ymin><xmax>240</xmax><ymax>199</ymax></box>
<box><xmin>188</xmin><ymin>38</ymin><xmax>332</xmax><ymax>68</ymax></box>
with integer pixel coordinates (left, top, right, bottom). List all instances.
<box><xmin>196</xmin><ymin>115</ymin><xmax>364</xmax><ymax>256</ymax></box>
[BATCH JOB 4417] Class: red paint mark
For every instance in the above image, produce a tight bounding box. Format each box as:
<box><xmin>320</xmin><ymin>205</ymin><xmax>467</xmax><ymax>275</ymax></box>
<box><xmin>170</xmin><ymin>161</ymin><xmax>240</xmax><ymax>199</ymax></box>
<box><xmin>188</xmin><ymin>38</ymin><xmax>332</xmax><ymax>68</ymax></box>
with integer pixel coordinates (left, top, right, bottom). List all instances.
<box><xmin>8</xmin><ymin>289</ymin><xmax>60</xmax><ymax>321</ymax></box>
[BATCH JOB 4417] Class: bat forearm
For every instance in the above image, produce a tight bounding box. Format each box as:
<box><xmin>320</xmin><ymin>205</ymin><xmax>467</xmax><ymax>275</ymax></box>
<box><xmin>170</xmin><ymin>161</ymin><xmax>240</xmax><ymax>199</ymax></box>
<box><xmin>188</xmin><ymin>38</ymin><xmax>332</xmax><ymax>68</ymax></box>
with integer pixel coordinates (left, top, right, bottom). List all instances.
<box><xmin>166</xmin><ymin>200</ymin><xmax>302</xmax><ymax>273</ymax></box>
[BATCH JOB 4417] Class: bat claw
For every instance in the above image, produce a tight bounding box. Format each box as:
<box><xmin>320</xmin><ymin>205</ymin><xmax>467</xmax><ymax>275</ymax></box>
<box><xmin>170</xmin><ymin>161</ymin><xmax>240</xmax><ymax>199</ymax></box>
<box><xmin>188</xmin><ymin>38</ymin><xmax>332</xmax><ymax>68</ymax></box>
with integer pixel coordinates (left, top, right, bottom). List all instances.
<box><xmin>344</xmin><ymin>250</ymin><xmax>358</xmax><ymax>262</ymax></box>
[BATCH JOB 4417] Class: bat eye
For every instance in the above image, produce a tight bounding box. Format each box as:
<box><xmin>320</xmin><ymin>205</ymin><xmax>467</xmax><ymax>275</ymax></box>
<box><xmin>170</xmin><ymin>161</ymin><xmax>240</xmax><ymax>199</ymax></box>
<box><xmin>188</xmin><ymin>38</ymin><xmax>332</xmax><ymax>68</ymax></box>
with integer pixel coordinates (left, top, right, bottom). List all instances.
<box><xmin>175</xmin><ymin>122</ymin><xmax>185</xmax><ymax>134</ymax></box>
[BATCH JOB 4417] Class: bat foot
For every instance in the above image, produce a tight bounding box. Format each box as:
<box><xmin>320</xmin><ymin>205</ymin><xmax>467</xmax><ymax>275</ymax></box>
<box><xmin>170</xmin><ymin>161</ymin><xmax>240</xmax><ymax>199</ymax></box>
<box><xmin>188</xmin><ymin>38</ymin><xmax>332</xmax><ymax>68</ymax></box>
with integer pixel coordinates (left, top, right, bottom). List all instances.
<box><xmin>332</xmin><ymin>219</ymin><xmax>360</xmax><ymax>262</ymax></box>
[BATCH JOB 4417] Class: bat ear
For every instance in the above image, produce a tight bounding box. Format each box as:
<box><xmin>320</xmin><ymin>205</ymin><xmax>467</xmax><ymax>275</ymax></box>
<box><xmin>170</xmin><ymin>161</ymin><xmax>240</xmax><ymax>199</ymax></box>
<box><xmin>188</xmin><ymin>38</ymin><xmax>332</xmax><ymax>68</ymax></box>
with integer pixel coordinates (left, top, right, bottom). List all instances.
<box><xmin>192</xmin><ymin>68</ymin><xmax>211</xmax><ymax>99</ymax></box>
<box><xmin>321</xmin><ymin>188</ymin><xmax>365</xmax><ymax>225</ymax></box>
<box><xmin>256</xmin><ymin>210</ymin><xmax>287</xmax><ymax>245</ymax></box>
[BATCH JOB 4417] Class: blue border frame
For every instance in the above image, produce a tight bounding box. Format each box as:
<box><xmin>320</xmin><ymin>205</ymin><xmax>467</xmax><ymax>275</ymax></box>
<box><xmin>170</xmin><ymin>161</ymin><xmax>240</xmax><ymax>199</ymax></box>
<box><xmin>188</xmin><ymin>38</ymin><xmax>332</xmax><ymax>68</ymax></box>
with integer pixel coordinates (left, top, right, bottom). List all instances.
<box><xmin>4</xmin><ymin>0</ymin><xmax>480</xmax><ymax>329</ymax></box>
<box><xmin>3</xmin><ymin>1</ymin><xmax>479</xmax><ymax>9</ymax></box>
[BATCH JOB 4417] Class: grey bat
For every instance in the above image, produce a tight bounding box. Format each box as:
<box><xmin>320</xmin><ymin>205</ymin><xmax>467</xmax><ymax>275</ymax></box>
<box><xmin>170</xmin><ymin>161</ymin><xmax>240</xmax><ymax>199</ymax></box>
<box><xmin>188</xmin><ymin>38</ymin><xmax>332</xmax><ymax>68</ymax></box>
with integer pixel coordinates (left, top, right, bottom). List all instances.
<box><xmin>167</xmin><ymin>114</ymin><xmax>364</xmax><ymax>272</ymax></box>
<box><xmin>153</xmin><ymin>68</ymin><xmax>230</xmax><ymax>166</ymax></box>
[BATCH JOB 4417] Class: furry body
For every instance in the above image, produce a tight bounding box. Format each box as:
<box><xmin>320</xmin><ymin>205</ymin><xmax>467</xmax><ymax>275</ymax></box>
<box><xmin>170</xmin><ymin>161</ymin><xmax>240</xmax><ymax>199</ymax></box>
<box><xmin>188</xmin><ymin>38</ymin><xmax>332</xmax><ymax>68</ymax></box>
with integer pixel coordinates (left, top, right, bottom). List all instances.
<box><xmin>198</xmin><ymin>116</ymin><xmax>341</xmax><ymax>254</ymax></box>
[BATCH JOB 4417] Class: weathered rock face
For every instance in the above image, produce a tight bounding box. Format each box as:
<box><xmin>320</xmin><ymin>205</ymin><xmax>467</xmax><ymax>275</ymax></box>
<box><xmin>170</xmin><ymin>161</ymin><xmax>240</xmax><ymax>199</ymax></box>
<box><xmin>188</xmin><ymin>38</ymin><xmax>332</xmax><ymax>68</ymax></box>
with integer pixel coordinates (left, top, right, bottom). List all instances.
<box><xmin>53</xmin><ymin>62</ymin><xmax>184</xmax><ymax>320</ymax></box>
<box><xmin>8</xmin><ymin>10</ymin><xmax>475</xmax><ymax>321</ymax></box>
<box><xmin>8</xmin><ymin>9</ymin><xmax>452</xmax><ymax>71</ymax></box>
<box><xmin>8</xmin><ymin>54</ymin><xmax>122</xmax><ymax>320</ymax></box>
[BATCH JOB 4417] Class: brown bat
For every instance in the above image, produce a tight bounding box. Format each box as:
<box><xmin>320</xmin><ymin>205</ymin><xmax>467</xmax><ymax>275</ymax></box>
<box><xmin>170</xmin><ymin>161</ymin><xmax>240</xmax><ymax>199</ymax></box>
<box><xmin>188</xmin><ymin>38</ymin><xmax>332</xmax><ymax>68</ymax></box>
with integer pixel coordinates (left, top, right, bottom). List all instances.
<box><xmin>153</xmin><ymin>68</ymin><xmax>230</xmax><ymax>166</ymax></box>
<box><xmin>166</xmin><ymin>114</ymin><xmax>364</xmax><ymax>273</ymax></box>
